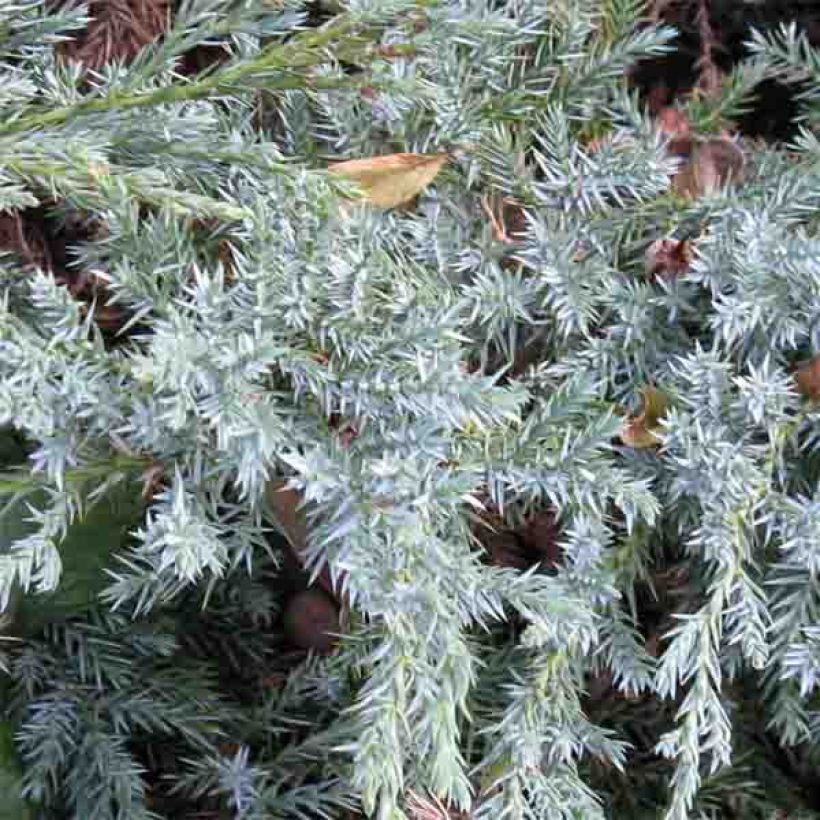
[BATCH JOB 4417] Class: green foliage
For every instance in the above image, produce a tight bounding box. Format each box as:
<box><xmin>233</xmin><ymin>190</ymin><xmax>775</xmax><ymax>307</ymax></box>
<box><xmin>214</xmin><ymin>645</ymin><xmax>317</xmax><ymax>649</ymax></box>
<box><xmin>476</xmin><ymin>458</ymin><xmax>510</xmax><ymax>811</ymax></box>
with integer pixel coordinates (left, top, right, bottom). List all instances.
<box><xmin>0</xmin><ymin>720</ymin><xmax>31</xmax><ymax>820</ymax></box>
<box><xmin>2</xmin><ymin>1</ymin><xmax>820</xmax><ymax>819</ymax></box>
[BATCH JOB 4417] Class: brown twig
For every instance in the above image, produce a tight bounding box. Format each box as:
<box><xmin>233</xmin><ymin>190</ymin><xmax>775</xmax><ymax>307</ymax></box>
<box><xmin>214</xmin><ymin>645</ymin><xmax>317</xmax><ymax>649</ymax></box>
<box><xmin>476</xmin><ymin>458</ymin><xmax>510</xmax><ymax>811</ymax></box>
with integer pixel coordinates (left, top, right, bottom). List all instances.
<box><xmin>694</xmin><ymin>0</ymin><xmax>722</xmax><ymax>98</ymax></box>
<box><xmin>480</xmin><ymin>195</ymin><xmax>509</xmax><ymax>243</ymax></box>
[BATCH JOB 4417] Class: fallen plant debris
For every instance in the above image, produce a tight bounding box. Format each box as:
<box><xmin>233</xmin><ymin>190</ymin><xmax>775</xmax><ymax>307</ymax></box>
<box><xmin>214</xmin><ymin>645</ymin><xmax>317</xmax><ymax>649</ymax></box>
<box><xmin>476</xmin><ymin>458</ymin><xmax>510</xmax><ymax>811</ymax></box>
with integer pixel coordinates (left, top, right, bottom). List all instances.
<box><xmin>2</xmin><ymin>2</ymin><xmax>820</xmax><ymax>819</ymax></box>
<box><xmin>56</xmin><ymin>0</ymin><xmax>169</xmax><ymax>69</ymax></box>
<box><xmin>645</xmin><ymin>237</ymin><xmax>694</xmax><ymax>280</ymax></box>
<box><xmin>328</xmin><ymin>152</ymin><xmax>449</xmax><ymax>209</ymax></box>
<box><xmin>620</xmin><ymin>386</ymin><xmax>670</xmax><ymax>449</ymax></box>
<box><xmin>795</xmin><ymin>355</ymin><xmax>820</xmax><ymax>402</ymax></box>
<box><xmin>672</xmin><ymin>135</ymin><xmax>746</xmax><ymax>197</ymax></box>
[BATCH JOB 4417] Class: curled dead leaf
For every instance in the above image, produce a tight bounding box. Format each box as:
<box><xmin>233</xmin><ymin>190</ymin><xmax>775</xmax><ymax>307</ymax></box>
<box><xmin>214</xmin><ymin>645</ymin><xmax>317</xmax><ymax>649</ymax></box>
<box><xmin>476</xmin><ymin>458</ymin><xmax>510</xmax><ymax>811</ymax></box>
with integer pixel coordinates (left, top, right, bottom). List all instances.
<box><xmin>620</xmin><ymin>386</ymin><xmax>669</xmax><ymax>449</ymax></box>
<box><xmin>645</xmin><ymin>238</ymin><xmax>693</xmax><ymax>280</ymax></box>
<box><xmin>328</xmin><ymin>152</ymin><xmax>448</xmax><ymax>209</ymax></box>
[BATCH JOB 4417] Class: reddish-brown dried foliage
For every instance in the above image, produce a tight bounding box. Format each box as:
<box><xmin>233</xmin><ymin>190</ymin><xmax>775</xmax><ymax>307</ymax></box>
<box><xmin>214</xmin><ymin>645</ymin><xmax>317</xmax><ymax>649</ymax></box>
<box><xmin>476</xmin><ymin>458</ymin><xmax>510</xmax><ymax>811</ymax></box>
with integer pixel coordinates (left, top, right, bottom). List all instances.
<box><xmin>645</xmin><ymin>238</ymin><xmax>693</xmax><ymax>280</ymax></box>
<box><xmin>58</xmin><ymin>0</ymin><xmax>169</xmax><ymax>69</ymax></box>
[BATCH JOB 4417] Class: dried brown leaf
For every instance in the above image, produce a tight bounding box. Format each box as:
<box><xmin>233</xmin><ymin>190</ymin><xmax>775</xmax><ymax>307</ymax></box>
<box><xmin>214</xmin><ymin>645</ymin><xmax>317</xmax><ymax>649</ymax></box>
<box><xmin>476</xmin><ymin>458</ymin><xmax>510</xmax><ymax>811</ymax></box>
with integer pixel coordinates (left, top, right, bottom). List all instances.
<box><xmin>328</xmin><ymin>152</ymin><xmax>448</xmax><ymax>209</ymax></box>
<box><xmin>796</xmin><ymin>357</ymin><xmax>820</xmax><ymax>402</ymax></box>
<box><xmin>645</xmin><ymin>238</ymin><xmax>693</xmax><ymax>280</ymax></box>
<box><xmin>620</xmin><ymin>386</ymin><xmax>669</xmax><ymax>449</ymax></box>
